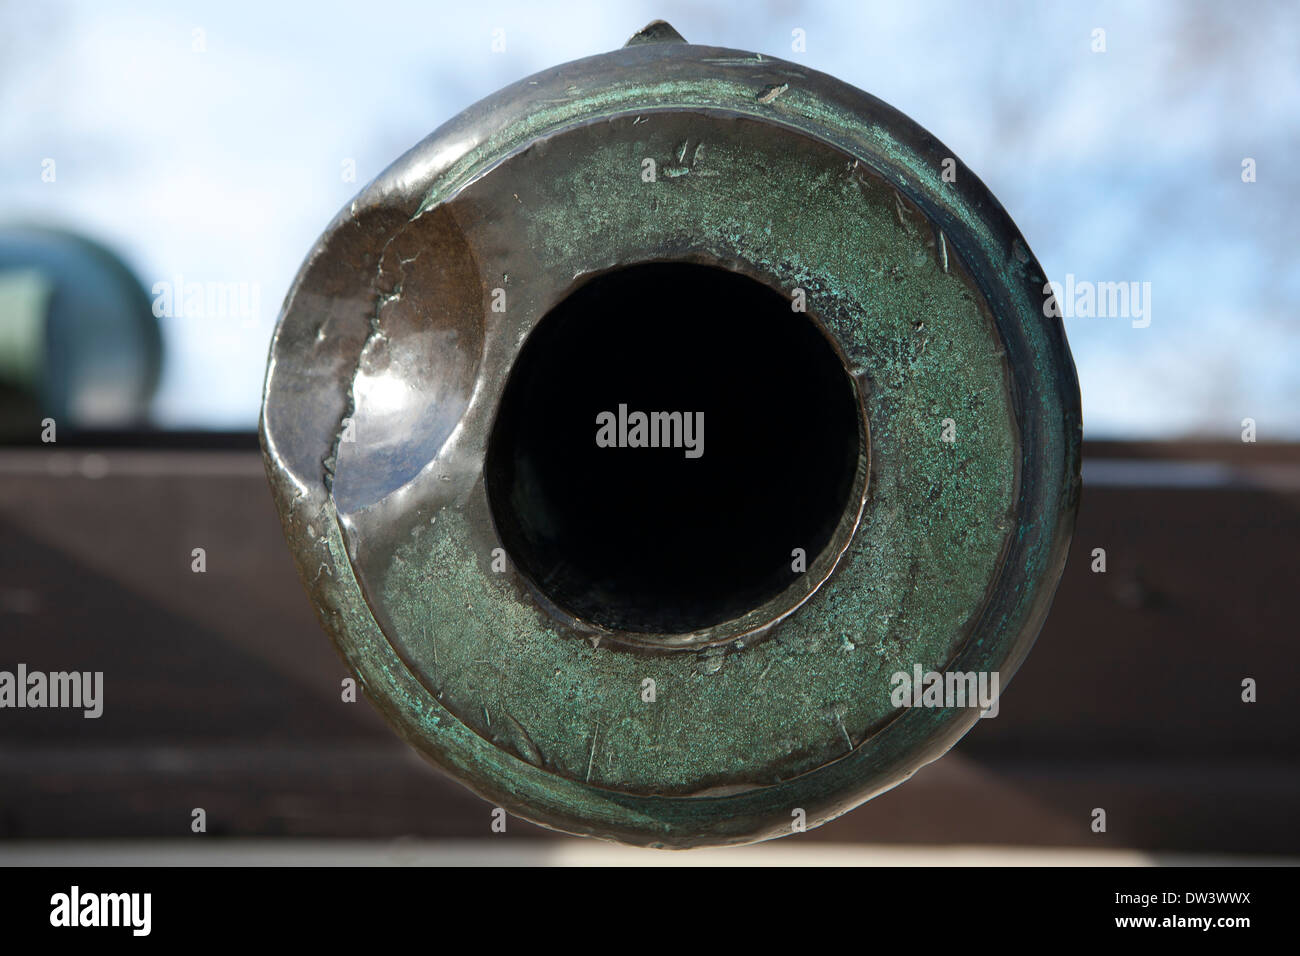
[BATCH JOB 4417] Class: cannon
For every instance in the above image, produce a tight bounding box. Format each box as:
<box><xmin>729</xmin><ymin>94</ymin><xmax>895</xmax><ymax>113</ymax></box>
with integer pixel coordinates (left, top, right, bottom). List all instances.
<box><xmin>260</xmin><ymin>21</ymin><xmax>1081</xmax><ymax>847</ymax></box>
<box><xmin>0</xmin><ymin>225</ymin><xmax>161</xmax><ymax>438</ymax></box>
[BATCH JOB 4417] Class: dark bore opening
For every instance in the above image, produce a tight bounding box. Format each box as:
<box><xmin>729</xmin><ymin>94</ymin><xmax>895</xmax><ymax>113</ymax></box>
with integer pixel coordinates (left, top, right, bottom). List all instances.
<box><xmin>485</xmin><ymin>261</ymin><xmax>862</xmax><ymax>636</ymax></box>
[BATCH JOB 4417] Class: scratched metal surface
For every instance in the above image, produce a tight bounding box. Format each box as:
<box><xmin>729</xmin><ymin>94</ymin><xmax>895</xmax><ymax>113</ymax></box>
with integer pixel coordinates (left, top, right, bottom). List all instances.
<box><xmin>259</xmin><ymin>24</ymin><xmax>1079</xmax><ymax>846</ymax></box>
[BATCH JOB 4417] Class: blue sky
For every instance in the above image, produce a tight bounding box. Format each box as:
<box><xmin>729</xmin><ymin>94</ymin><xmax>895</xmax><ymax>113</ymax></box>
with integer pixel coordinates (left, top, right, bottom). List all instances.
<box><xmin>2</xmin><ymin>0</ymin><xmax>1297</xmax><ymax>437</ymax></box>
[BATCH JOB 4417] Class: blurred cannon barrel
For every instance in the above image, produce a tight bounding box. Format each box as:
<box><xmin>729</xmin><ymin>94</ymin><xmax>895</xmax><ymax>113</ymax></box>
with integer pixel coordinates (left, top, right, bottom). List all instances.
<box><xmin>0</xmin><ymin>225</ymin><xmax>160</xmax><ymax>438</ymax></box>
<box><xmin>261</xmin><ymin>21</ymin><xmax>1080</xmax><ymax>847</ymax></box>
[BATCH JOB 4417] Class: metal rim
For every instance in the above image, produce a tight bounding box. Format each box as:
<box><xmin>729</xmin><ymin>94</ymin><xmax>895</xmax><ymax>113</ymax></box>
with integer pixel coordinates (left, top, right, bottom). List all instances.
<box><xmin>261</xmin><ymin>34</ymin><xmax>1081</xmax><ymax>847</ymax></box>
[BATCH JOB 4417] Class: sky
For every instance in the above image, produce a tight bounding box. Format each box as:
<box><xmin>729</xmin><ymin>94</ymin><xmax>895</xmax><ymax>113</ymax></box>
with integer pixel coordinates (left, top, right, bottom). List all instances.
<box><xmin>1</xmin><ymin>0</ymin><xmax>1297</xmax><ymax>437</ymax></box>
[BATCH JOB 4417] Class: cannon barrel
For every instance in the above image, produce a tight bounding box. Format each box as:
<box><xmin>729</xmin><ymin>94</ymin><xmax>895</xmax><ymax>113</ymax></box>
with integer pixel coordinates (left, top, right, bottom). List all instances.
<box><xmin>260</xmin><ymin>21</ymin><xmax>1081</xmax><ymax>847</ymax></box>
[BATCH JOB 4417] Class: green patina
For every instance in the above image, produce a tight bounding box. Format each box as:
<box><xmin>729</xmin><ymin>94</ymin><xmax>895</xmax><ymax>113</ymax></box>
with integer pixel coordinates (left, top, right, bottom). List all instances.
<box><xmin>372</xmin><ymin>113</ymin><xmax>1017</xmax><ymax>795</ymax></box>
<box><xmin>262</xmin><ymin>28</ymin><xmax>1079</xmax><ymax>846</ymax></box>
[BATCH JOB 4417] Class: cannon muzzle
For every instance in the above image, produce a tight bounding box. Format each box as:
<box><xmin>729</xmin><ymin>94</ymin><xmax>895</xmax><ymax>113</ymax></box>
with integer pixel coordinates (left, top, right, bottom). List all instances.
<box><xmin>261</xmin><ymin>21</ymin><xmax>1081</xmax><ymax>847</ymax></box>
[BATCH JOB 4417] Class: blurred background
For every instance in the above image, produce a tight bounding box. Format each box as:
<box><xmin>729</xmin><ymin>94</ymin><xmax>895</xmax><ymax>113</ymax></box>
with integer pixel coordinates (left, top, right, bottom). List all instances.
<box><xmin>2</xmin><ymin>0</ymin><xmax>1297</xmax><ymax>437</ymax></box>
<box><xmin>0</xmin><ymin>0</ymin><xmax>1297</xmax><ymax>863</ymax></box>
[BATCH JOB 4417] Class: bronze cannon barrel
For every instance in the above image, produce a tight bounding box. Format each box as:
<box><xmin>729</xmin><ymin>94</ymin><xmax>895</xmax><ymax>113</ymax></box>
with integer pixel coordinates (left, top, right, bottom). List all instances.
<box><xmin>260</xmin><ymin>21</ymin><xmax>1080</xmax><ymax>847</ymax></box>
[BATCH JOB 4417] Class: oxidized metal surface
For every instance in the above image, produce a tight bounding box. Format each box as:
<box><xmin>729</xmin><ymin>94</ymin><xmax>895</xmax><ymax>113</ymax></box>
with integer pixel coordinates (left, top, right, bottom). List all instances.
<box><xmin>260</xmin><ymin>22</ymin><xmax>1081</xmax><ymax>847</ymax></box>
